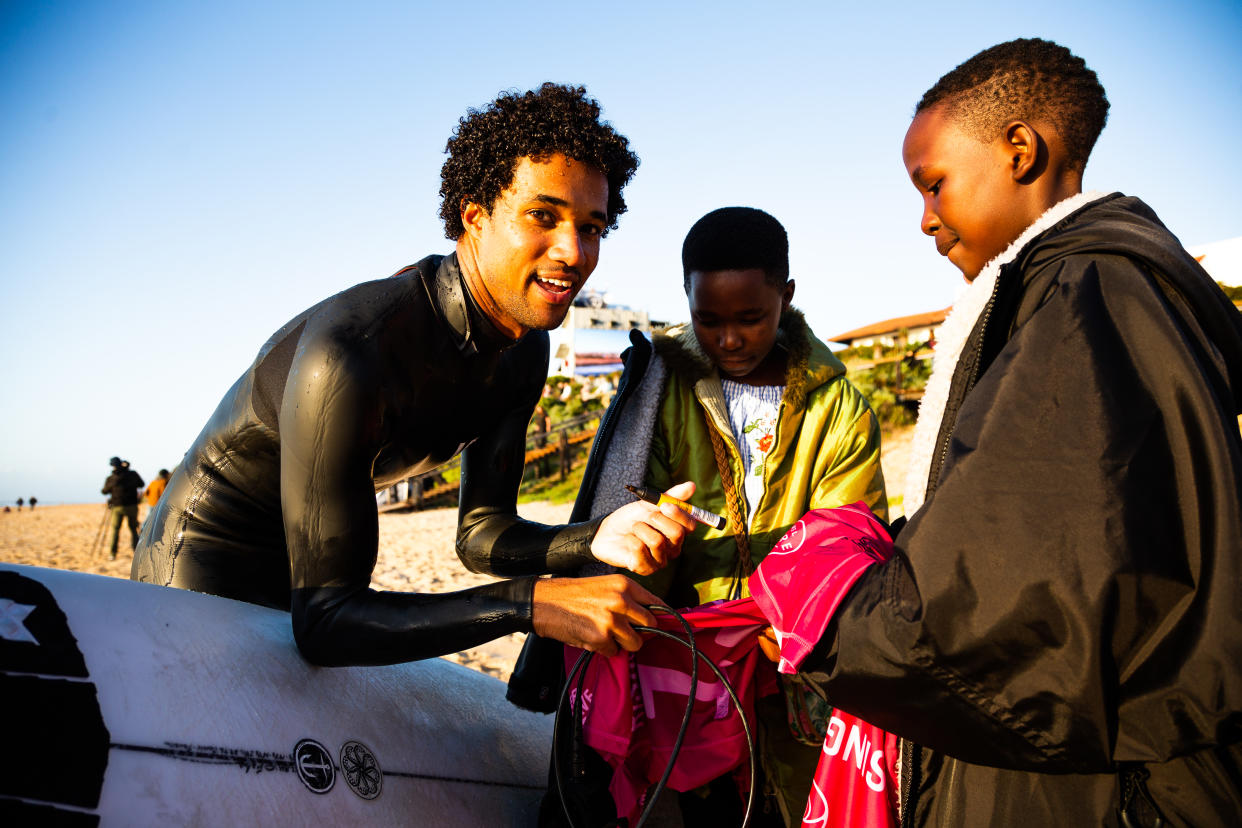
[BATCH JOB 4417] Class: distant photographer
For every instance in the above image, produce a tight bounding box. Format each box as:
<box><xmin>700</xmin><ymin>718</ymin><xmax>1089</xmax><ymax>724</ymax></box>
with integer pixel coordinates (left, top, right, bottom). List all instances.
<box><xmin>102</xmin><ymin>457</ymin><xmax>144</xmax><ymax>560</ymax></box>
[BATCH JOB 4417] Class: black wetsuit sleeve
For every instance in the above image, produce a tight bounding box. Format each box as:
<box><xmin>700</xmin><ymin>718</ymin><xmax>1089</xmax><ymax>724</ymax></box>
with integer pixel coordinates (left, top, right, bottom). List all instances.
<box><xmin>291</xmin><ymin>579</ymin><xmax>536</xmax><ymax>667</ymax></box>
<box><xmin>455</xmin><ymin>388</ymin><xmax>602</xmax><ymax>576</ymax></box>
<box><xmin>279</xmin><ymin>335</ymin><xmax>537</xmax><ymax>667</ymax></box>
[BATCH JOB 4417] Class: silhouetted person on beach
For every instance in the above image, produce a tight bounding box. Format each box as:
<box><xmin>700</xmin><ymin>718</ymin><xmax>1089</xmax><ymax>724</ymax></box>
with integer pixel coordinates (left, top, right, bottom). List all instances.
<box><xmin>102</xmin><ymin>457</ymin><xmax>144</xmax><ymax>560</ymax></box>
<box><xmin>28</xmin><ymin>496</ymin><xmax>36</xmax><ymax>510</ymax></box>
<box><xmin>15</xmin><ymin>498</ymin><xmax>23</xmax><ymax>511</ymax></box>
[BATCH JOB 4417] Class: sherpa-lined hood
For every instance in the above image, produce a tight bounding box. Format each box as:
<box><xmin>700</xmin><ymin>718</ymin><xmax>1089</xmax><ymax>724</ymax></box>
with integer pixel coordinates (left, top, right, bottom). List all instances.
<box><xmin>905</xmin><ymin>191</ymin><xmax>1242</xmax><ymax>514</ymax></box>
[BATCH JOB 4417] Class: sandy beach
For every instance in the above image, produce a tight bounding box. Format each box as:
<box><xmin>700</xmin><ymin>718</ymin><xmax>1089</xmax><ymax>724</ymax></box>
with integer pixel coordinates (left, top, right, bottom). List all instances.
<box><xmin>0</xmin><ymin>499</ymin><xmax>571</xmax><ymax>682</ymax></box>
<box><xmin>0</xmin><ymin>426</ymin><xmax>913</xmax><ymax>683</ymax></box>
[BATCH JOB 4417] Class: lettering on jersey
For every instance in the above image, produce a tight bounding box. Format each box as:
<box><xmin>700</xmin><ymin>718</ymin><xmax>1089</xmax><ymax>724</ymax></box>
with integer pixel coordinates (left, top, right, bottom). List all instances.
<box><xmin>768</xmin><ymin>519</ymin><xmax>807</xmax><ymax>556</ymax></box>
<box><xmin>822</xmin><ymin>714</ymin><xmax>887</xmax><ymax>793</ymax></box>
<box><xmin>802</xmin><ymin>778</ymin><xmax>829</xmax><ymax>825</ymax></box>
<box><xmin>568</xmin><ymin>686</ymin><xmax>595</xmax><ymax>724</ymax></box>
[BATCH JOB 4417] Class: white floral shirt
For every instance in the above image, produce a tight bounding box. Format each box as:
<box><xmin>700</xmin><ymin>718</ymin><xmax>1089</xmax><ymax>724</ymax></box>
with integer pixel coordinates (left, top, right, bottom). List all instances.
<box><xmin>720</xmin><ymin>379</ymin><xmax>784</xmax><ymax>527</ymax></box>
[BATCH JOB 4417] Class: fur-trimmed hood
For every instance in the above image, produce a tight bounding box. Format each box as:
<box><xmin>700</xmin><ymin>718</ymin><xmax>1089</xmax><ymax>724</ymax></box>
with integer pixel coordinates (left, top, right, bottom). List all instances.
<box><xmin>904</xmin><ymin>191</ymin><xmax>1107</xmax><ymax>513</ymax></box>
<box><xmin>651</xmin><ymin>308</ymin><xmax>844</xmax><ymax>412</ymax></box>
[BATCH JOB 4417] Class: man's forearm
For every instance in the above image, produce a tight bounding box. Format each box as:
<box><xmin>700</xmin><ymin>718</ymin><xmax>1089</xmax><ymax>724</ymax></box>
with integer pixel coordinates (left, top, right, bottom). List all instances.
<box><xmin>290</xmin><ymin>577</ymin><xmax>537</xmax><ymax>667</ymax></box>
<box><xmin>455</xmin><ymin>513</ymin><xmax>603</xmax><ymax>576</ymax></box>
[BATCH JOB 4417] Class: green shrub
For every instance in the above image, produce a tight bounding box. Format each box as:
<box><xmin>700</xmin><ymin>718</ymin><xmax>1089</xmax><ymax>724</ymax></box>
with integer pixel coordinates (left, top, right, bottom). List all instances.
<box><xmin>847</xmin><ymin>351</ymin><xmax>931</xmax><ymax>430</ymax></box>
<box><xmin>1218</xmin><ymin>281</ymin><xmax>1242</xmax><ymax>302</ymax></box>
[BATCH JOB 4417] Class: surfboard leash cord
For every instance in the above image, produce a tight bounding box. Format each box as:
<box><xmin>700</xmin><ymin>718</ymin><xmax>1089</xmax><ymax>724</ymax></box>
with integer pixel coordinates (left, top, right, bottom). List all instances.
<box><xmin>551</xmin><ymin>604</ymin><xmax>757</xmax><ymax>828</ymax></box>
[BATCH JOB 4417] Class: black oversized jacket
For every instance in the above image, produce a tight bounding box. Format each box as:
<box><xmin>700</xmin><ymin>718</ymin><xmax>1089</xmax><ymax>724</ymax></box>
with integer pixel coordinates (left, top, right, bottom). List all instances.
<box><xmin>102</xmin><ymin>468</ymin><xmax>144</xmax><ymax>507</ymax></box>
<box><xmin>802</xmin><ymin>195</ymin><xmax>1242</xmax><ymax>826</ymax></box>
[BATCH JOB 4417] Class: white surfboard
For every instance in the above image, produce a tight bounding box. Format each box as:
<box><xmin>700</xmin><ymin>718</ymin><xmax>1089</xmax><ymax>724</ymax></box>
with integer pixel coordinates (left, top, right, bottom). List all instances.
<box><xmin>0</xmin><ymin>563</ymin><xmax>553</xmax><ymax>826</ymax></box>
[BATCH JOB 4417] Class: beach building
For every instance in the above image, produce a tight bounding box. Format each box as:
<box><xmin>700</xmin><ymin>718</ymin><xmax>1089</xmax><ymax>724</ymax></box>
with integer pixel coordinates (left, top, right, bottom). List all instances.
<box><xmin>828</xmin><ymin>309</ymin><xmax>948</xmax><ymax>408</ymax></box>
<box><xmin>828</xmin><ymin>307</ymin><xmax>949</xmax><ymax>351</ymax></box>
<box><xmin>828</xmin><ymin>237</ymin><xmax>1242</xmax><ymax>351</ymax></box>
<box><xmin>548</xmin><ymin>289</ymin><xmax>667</xmax><ymax>376</ymax></box>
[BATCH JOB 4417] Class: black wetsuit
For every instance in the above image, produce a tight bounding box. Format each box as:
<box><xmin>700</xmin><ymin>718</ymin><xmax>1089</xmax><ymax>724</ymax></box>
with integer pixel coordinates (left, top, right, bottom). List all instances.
<box><xmin>132</xmin><ymin>254</ymin><xmax>601</xmax><ymax>666</ymax></box>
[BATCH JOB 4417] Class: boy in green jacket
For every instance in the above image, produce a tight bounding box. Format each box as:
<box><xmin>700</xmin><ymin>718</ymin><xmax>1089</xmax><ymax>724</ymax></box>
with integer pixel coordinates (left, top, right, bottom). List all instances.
<box><xmin>543</xmin><ymin>206</ymin><xmax>888</xmax><ymax>825</ymax></box>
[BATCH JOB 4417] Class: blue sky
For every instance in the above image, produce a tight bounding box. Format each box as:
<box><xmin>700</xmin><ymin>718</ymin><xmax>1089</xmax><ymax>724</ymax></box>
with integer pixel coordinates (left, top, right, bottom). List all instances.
<box><xmin>2</xmin><ymin>0</ymin><xmax>1239</xmax><ymax>504</ymax></box>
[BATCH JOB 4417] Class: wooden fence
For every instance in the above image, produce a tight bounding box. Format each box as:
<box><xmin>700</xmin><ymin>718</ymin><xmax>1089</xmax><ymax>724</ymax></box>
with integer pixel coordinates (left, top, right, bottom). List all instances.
<box><xmin>377</xmin><ymin>412</ymin><xmax>600</xmax><ymax>512</ymax></box>
<box><xmin>843</xmin><ymin>346</ymin><xmax>934</xmax><ymax>405</ymax></box>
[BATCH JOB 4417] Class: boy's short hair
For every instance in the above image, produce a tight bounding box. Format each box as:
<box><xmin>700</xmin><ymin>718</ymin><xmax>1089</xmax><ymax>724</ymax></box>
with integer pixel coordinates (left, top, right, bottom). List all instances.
<box><xmin>682</xmin><ymin>207</ymin><xmax>789</xmax><ymax>292</ymax></box>
<box><xmin>916</xmin><ymin>38</ymin><xmax>1109</xmax><ymax>172</ymax></box>
<box><xmin>438</xmin><ymin>83</ymin><xmax>639</xmax><ymax>241</ymax></box>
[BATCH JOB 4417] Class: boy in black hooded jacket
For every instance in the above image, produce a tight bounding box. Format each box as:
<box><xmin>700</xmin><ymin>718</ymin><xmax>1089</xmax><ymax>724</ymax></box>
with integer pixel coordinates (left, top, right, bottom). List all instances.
<box><xmin>798</xmin><ymin>38</ymin><xmax>1242</xmax><ymax>826</ymax></box>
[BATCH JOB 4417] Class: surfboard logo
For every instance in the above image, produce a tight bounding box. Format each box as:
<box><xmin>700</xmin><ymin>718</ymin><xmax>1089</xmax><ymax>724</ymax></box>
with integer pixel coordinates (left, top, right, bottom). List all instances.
<box><xmin>0</xmin><ymin>572</ymin><xmax>110</xmax><ymax>817</ymax></box>
<box><xmin>294</xmin><ymin>739</ymin><xmax>335</xmax><ymax>794</ymax></box>
<box><xmin>341</xmin><ymin>740</ymin><xmax>382</xmax><ymax>800</ymax></box>
<box><xmin>0</xmin><ymin>598</ymin><xmax>38</xmax><ymax>644</ymax></box>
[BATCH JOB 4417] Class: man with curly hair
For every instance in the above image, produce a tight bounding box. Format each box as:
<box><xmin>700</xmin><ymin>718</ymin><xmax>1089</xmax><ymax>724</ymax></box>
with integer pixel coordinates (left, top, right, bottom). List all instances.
<box><xmin>133</xmin><ymin>83</ymin><xmax>697</xmax><ymax>669</ymax></box>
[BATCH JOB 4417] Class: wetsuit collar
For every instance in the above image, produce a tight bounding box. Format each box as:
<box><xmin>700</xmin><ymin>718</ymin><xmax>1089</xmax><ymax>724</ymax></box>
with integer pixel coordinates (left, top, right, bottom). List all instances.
<box><xmin>425</xmin><ymin>253</ymin><xmax>520</xmax><ymax>355</ymax></box>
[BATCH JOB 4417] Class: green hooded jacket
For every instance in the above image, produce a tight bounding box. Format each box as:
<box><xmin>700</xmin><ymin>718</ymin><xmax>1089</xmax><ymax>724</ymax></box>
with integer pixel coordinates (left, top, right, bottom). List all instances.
<box><xmin>640</xmin><ymin>309</ymin><xmax>888</xmax><ymax>607</ymax></box>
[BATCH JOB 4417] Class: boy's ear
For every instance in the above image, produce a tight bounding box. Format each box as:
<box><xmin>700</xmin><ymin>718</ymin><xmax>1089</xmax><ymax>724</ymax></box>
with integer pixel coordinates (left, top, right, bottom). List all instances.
<box><xmin>782</xmin><ymin>278</ymin><xmax>795</xmax><ymax>310</ymax></box>
<box><xmin>1004</xmin><ymin>121</ymin><xmax>1042</xmax><ymax>182</ymax></box>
